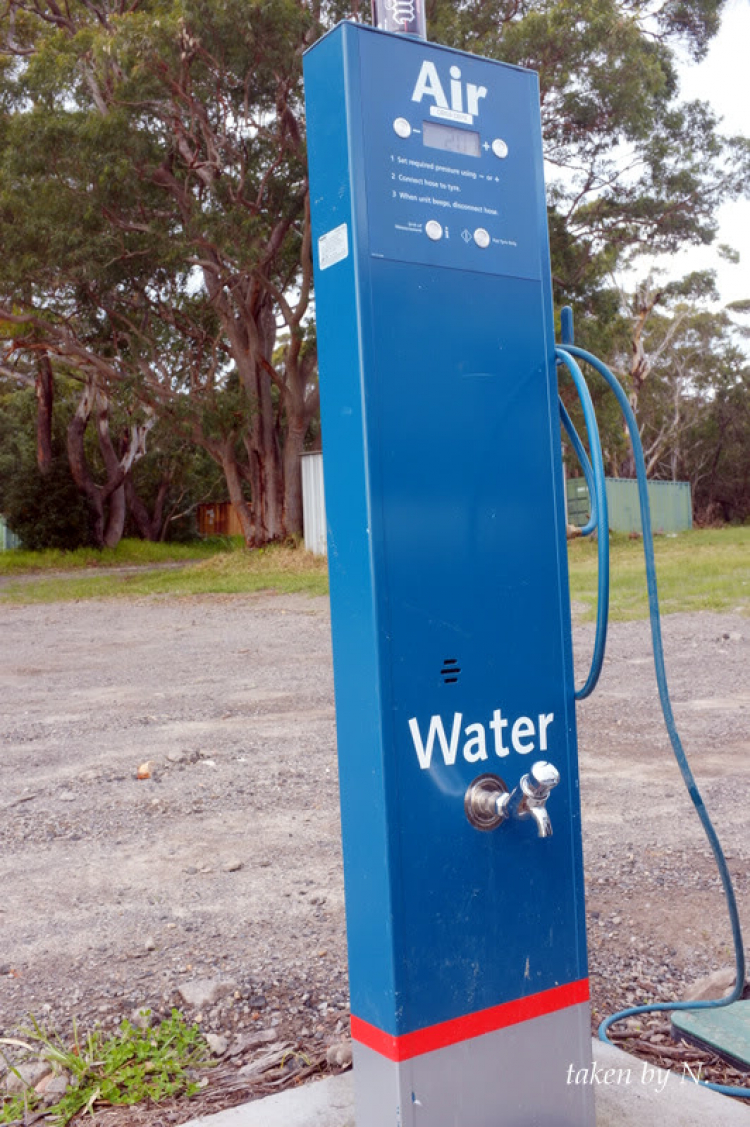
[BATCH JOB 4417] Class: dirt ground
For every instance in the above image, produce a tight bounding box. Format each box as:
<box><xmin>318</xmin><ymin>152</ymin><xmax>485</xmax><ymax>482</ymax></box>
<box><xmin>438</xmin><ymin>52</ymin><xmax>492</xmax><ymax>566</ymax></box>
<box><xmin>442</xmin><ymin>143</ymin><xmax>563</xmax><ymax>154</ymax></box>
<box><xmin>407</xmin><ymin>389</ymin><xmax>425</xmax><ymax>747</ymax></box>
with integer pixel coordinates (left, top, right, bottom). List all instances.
<box><xmin>1</xmin><ymin>589</ymin><xmax>749</xmax><ymax>1120</ymax></box>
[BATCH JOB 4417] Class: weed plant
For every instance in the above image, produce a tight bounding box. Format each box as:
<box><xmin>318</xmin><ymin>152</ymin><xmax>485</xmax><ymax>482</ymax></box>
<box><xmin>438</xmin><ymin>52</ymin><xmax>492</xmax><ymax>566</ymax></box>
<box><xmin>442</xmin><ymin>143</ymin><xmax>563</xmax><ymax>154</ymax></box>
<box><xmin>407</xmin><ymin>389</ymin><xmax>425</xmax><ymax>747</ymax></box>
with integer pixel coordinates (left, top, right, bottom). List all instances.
<box><xmin>0</xmin><ymin>1010</ymin><xmax>211</xmax><ymax>1125</ymax></box>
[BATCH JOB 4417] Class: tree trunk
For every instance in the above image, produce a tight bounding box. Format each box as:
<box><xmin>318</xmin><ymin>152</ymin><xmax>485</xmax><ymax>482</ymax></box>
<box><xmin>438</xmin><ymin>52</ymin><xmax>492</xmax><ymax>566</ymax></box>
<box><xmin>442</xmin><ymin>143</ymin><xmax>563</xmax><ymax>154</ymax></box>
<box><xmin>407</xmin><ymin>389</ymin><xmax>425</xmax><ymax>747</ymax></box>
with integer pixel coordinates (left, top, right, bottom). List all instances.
<box><xmin>66</xmin><ymin>378</ymin><xmax>145</xmax><ymax>550</ymax></box>
<box><xmin>283</xmin><ymin>416</ymin><xmax>306</xmax><ymax>537</ymax></box>
<box><xmin>103</xmin><ymin>483</ymin><xmax>126</xmax><ymax>548</ymax></box>
<box><xmin>218</xmin><ymin>442</ymin><xmax>256</xmax><ymax>546</ymax></box>
<box><xmin>67</xmin><ymin>381</ymin><xmax>107</xmax><ymax>547</ymax></box>
<box><xmin>35</xmin><ymin>355</ymin><xmax>54</xmax><ymax>475</ymax></box>
<box><xmin>126</xmin><ymin>475</ymin><xmax>170</xmax><ymax>541</ymax></box>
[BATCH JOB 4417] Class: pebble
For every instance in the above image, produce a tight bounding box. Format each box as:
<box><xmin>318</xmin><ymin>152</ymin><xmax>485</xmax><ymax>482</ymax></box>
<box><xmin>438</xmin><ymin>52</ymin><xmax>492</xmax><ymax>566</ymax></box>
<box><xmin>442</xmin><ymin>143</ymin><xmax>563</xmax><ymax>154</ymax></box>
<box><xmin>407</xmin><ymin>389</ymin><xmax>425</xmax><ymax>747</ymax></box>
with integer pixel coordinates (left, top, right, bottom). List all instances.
<box><xmin>682</xmin><ymin>965</ymin><xmax>737</xmax><ymax>1002</ymax></box>
<box><xmin>5</xmin><ymin>1060</ymin><xmax>53</xmax><ymax>1094</ymax></box>
<box><xmin>206</xmin><ymin>1033</ymin><xmax>228</xmax><ymax>1056</ymax></box>
<box><xmin>38</xmin><ymin>1072</ymin><xmax>70</xmax><ymax>1102</ymax></box>
<box><xmin>228</xmin><ymin>1029</ymin><xmax>278</xmax><ymax>1056</ymax></box>
<box><xmin>178</xmin><ymin>978</ymin><xmax>238</xmax><ymax>1008</ymax></box>
<box><xmin>326</xmin><ymin>1040</ymin><xmax>353</xmax><ymax>1069</ymax></box>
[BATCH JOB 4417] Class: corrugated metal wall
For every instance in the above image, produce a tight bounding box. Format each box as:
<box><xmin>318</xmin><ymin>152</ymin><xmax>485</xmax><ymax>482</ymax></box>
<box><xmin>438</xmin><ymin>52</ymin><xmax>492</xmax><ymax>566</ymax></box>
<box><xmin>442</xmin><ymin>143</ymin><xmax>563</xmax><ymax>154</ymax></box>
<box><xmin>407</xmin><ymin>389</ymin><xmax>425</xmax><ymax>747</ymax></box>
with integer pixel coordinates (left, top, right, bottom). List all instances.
<box><xmin>0</xmin><ymin>516</ymin><xmax>21</xmax><ymax>551</ymax></box>
<box><xmin>567</xmin><ymin>477</ymin><xmax>692</xmax><ymax>534</ymax></box>
<box><xmin>301</xmin><ymin>452</ymin><xmax>327</xmax><ymax>555</ymax></box>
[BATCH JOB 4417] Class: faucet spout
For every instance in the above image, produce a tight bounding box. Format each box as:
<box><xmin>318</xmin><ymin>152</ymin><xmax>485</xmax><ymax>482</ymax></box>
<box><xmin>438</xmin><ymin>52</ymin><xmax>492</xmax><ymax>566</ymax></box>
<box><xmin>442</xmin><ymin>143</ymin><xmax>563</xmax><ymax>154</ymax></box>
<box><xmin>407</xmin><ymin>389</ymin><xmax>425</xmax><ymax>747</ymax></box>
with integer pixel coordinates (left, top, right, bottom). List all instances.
<box><xmin>527</xmin><ymin>803</ymin><xmax>553</xmax><ymax>838</ymax></box>
<box><xmin>516</xmin><ymin>761</ymin><xmax>560</xmax><ymax>837</ymax></box>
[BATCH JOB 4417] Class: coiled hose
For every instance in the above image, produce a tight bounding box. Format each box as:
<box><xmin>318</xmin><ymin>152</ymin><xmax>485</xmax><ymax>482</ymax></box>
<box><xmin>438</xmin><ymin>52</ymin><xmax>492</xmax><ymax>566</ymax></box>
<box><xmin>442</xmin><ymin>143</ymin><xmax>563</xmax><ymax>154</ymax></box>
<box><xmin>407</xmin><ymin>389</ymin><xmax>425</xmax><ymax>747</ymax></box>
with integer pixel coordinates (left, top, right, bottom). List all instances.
<box><xmin>558</xmin><ymin>343</ymin><xmax>747</xmax><ymax>1099</ymax></box>
<box><xmin>556</xmin><ymin>348</ymin><xmax>609</xmax><ymax>701</ymax></box>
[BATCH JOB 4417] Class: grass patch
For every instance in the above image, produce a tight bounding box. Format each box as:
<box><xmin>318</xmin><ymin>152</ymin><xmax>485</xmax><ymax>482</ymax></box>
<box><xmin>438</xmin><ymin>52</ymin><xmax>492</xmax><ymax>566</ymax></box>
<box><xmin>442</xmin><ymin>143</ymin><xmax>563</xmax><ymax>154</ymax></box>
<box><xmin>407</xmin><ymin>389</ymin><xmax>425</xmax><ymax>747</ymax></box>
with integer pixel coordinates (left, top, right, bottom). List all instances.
<box><xmin>0</xmin><ymin>541</ymin><xmax>328</xmax><ymax>603</ymax></box>
<box><xmin>568</xmin><ymin>526</ymin><xmax>750</xmax><ymax>622</ymax></box>
<box><xmin>0</xmin><ymin>537</ymin><xmax>231</xmax><ymax>576</ymax></box>
<box><xmin>3</xmin><ymin>529</ymin><xmax>748</xmax><ymax>618</ymax></box>
<box><xmin>0</xmin><ymin>1010</ymin><xmax>211</xmax><ymax>1125</ymax></box>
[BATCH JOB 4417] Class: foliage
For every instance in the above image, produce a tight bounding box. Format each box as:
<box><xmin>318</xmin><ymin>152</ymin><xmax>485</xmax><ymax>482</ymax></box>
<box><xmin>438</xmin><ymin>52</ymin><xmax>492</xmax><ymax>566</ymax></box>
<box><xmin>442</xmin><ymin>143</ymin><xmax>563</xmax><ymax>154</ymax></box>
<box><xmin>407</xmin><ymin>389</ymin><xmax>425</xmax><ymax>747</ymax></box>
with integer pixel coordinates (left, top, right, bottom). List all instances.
<box><xmin>0</xmin><ymin>1009</ymin><xmax>211</xmax><ymax>1125</ymax></box>
<box><xmin>0</xmin><ymin>0</ymin><xmax>748</xmax><ymax>539</ymax></box>
<box><xmin>428</xmin><ymin>0</ymin><xmax>750</xmax><ymax>306</ymax></box>
<box><xmin>0</xmin><ymin>379</ymin><xmax>93</xmax><ymax>549</ymax></box>
<box><xmin>1</xmin><ymin>451</ymin><xmax>93</xmax><ymax>550</ymax></box>
<box><xmin>560</xmin><ymin>276</ymin><xmax>750</xmax><ymax>516</ymax></box>
<box><xmin>0</xmin><ymin>0</ymin><xmax>324</xmax><ymax>546</ymax></box>
<box><xmin>0</xmin><ymin>0</ymin><xmax>748</xmax><ymax>547</ymax></box>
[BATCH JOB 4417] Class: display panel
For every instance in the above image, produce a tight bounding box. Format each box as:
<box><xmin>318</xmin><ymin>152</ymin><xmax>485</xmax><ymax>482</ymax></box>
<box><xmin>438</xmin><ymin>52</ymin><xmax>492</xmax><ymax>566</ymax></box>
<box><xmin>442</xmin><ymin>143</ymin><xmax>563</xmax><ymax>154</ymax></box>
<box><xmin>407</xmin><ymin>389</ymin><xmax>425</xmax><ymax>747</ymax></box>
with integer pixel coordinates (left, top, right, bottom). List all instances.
<box><xmin>423</xmin><ymin>119</ymin><xmax>481</xmax><ymax>157</ymax></box>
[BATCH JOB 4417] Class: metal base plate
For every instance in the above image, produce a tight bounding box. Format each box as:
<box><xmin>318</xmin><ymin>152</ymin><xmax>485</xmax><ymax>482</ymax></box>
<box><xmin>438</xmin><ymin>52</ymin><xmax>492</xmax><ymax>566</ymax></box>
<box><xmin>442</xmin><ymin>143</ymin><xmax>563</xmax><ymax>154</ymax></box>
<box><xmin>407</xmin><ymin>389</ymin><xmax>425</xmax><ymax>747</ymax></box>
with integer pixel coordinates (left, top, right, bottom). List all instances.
<box><xmin>353</xmin><ymin>1001</ymin><xmax>595</xmax><ymax>1126</ymax></box>
<box><xmin>672</xmin><ymin>1001</ymin><xmax>750</xmax><ymax>1071</ymax></box>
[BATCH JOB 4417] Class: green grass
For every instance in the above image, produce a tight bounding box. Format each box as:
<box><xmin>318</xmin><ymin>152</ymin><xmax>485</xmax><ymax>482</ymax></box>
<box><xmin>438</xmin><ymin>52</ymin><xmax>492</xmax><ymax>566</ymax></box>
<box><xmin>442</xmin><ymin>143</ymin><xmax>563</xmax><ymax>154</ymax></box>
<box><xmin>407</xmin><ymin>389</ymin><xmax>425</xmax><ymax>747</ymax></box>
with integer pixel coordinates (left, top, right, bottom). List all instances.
<box><xmin>0</xmin><ymin>1010</ymin><xmax>211</xmax><ymax>1125</ymax></box>
<box><xmin>0</xmin><ymin>539</ymin><xmax>329</xmax><ymax>603</ymax></box>
<box><xmin>0</xmin><ymin>536</ymin><xmax>230</xmax><ymax>576</ymax></box>
<box><xmin>1</xmin><ymin>528</ymin><xmax>748</xmax><ymax>618</ymax></box>
<box><xmin>567</xmin><ymin>526</ymin><xmax>750</xmax><ymax>622</ymax></box>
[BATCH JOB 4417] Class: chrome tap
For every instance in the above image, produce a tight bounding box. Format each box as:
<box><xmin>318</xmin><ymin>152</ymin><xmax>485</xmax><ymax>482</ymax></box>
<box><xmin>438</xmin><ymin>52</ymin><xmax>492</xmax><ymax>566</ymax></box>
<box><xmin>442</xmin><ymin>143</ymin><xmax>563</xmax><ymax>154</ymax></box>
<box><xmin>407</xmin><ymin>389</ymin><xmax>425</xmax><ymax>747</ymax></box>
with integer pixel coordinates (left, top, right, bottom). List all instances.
<box><xmin>464</xmin><ymin>762</ymin><xmax>560</xmax><ymax>836</ymax></box>
<box><xmin>500</xmin><ymin>761</ymin><xmax>560</xmax><ymax>837</ymax></box>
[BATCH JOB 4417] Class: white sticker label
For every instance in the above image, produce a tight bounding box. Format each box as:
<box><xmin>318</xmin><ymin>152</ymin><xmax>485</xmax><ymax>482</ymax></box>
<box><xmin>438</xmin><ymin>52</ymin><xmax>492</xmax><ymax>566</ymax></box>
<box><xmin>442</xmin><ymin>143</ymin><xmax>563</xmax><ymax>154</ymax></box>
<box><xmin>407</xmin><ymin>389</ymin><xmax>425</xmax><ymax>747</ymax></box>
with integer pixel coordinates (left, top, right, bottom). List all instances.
<box><xmin>319</xmin><ymin>223</ymin><xmax>349</xmax><ymax>271</ymax></box>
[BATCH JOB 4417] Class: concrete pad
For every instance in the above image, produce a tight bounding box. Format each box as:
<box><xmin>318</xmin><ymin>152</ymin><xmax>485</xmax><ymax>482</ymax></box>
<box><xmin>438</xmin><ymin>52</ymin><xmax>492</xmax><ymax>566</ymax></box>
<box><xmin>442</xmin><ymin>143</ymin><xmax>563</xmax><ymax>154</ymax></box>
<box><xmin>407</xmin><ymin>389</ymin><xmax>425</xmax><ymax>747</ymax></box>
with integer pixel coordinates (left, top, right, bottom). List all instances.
<box><xmin>184</xmin><ymin>1073</ymin><xmax>354</xmax><ymax>1127</ymax></box>
<box><xmin>184</xmin><ymin>1039</ymin><xmax>750</xmax><ymax>1126</ymax></box>
<box><xmin>592</xmin><ymin>1039</ymin><xmax>750</xmax><ymax>1125</ymax></box>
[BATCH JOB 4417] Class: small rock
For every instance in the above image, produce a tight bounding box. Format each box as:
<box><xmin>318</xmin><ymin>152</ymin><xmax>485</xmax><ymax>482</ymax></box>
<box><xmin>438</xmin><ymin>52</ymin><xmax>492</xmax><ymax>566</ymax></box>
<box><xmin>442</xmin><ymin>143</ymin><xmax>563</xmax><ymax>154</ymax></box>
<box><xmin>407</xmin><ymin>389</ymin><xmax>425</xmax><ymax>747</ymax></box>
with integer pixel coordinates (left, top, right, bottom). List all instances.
<box><xmin>683</xmin><ymin>966</ymin><xmax>738</xmax><ymax>1002</ymax></box>
<box><xmin>36</xmin><ymin>1071</ymin><xmax>70</xmax><ymax>1102</ymax></box>
<box><xmin>166</xmin><ymin>750</ymin><xmax>187</xmax><ymax>764</ymax></box>
<box><xmin>130</xmin><ymin>1007</ymin><xmax>152</xmax><ymax>1029</ymax></box>
<box><xmin>5</xmin><ymin>1061</ymin><xmax>54</xmax><ymax>1094</ymax></box>
<box><xmin>206</xmin><ymin>1033</ymin><xmax>228</xmax><ymax>1056</ymax></box>
<box><xmin>326</xmin><ymin>1040</ymin><xmax>353</xmax><ymax>1069</ymax></box>
<box><xmin>223</xmin><ymin>860</ymin><xmax>244</xmax><ymax>873</ymax></box>
<box><xmin>178</xmin><ymin>977</ymin><xmax>237</xmax><ymax>1009</ymax></box>
<box><xmin>228</xmin><ymin>1029</ymin><xmax>278</xmax><ymax>1056</ymax></box>
<box><xmin>144</xmin><ymin>937</ymin><xmax>156</xmax><ymax>952</ymax></box>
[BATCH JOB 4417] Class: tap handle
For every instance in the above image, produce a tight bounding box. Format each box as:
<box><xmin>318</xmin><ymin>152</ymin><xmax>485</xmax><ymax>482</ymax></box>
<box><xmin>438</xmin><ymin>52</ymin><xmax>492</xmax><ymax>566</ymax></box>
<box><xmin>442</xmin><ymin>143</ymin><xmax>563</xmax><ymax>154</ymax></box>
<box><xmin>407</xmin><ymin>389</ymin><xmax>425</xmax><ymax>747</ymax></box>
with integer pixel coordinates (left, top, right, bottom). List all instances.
<box><xmin>522</xmin><ymin>761</ymin><xmax>560</xmax><ymax>801</ymax></box>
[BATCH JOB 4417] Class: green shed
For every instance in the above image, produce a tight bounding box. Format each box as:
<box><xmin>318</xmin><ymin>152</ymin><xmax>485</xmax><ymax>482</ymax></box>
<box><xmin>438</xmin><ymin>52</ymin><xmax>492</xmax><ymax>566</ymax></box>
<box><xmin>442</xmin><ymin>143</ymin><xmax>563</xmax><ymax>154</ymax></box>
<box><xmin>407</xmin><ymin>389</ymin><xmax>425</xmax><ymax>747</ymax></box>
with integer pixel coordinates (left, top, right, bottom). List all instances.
<box><xmin>566</xmin><ymin>477</ymin><xmax>692</xmax><ymax>534</ymax></box>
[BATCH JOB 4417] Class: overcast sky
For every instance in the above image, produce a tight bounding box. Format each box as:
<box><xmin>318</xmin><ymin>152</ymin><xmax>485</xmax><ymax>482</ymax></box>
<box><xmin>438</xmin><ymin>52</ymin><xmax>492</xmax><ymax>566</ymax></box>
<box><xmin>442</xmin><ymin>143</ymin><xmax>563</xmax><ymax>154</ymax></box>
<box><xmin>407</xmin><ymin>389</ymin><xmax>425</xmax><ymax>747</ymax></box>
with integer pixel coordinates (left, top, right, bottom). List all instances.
<box><xmin>664</xmin><ymin>0</ymin><xmax>750</xmax><ymax>305</ymax></box>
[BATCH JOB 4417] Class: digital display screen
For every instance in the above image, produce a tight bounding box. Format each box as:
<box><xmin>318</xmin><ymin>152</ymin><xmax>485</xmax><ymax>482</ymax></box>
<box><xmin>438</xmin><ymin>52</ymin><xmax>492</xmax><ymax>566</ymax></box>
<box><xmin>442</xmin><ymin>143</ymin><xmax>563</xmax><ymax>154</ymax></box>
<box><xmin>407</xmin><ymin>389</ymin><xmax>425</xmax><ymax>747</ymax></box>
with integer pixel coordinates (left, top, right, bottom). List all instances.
<box><xmin>423</xmin><ymin>120</ymin><xmax>481</xmax><ymax>158</ymax></box>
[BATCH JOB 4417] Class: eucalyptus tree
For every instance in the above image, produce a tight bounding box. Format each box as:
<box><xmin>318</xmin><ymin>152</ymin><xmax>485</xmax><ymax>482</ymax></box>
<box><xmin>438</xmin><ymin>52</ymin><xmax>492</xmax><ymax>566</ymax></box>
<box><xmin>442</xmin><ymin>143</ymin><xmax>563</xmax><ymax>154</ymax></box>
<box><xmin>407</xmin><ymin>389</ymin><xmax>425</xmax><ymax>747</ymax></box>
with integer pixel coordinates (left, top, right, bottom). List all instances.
<box><xmin>632</xmin><ymin>301</ymin><xmax>750</xmax><ymax>518</ymax></box>
<box><xmin>0</xmin><ymin>0</ymin><xmax>330</xmax><ymax>544</ymax></box>
<box><xmin>430</xmin><ymin>0</ymin><xmax>750</xmax><ymax>302</ymax></box>
<box><xmin>1</xmin><ymin>0</ymin><xmax>748</xmax><ymax>546</ymax></box>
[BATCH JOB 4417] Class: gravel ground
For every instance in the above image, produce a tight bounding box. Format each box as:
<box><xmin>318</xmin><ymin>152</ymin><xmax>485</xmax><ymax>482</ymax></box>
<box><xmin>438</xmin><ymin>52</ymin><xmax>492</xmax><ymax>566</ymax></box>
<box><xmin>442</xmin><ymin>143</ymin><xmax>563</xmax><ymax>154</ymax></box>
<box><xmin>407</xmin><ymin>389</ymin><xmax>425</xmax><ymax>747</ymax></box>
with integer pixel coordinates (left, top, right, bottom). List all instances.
<box><xmin>1</xmin><ymin>591</ymin><xmax>749</xmax><ymax>1121</ymax></box>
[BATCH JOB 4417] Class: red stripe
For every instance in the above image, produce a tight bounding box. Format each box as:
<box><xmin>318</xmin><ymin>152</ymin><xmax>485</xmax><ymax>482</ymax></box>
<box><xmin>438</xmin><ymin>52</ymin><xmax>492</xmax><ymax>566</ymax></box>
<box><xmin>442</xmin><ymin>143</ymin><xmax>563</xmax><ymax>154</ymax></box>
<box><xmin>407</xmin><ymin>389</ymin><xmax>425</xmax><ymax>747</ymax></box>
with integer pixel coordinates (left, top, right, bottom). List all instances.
<box><xmin>351</xmin><ymin>978</ymin><xmax>589</xmax><ymax>1062</ymax></box>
